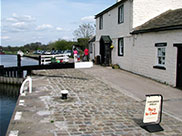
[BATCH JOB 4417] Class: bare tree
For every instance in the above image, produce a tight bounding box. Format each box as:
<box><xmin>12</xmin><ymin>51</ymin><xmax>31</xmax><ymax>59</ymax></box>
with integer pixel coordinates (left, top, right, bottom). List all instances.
<box><xmin>73</xmin><ymin>23</ymin><xmax>95</xmax><ymax>39</ymax></box>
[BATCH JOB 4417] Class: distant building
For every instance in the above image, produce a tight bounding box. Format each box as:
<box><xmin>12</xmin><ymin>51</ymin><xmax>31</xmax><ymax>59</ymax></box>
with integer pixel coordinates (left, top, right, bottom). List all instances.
<box><xmin>90</xmin><ymin>0</ymin><xmax>182</xmax><ymax>87</ymax></box>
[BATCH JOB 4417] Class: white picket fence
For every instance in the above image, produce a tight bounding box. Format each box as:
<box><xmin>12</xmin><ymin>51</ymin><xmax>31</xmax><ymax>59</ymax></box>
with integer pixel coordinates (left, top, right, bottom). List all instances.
<box><xmin>40</xmin><ymin>54</ymin><xmax>69</xmax><ymax>65</ymax></box>
<box><xmin>40</xmin><ymin>53</ymin><xmax>93</xmax><ymax>68</ymax></box>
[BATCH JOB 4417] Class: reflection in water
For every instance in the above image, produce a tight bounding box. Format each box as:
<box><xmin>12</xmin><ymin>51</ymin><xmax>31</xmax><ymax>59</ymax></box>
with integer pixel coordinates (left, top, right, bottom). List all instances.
<box><xmin>0</xmin><ymin>55</ymin><xmax>38</xmax><ymax>67</ymax></box>
<box><xmin>0</xmin><ymin>84</ymin><xmax>20</xmax><ymax>97</ymax></box>
<box><xmin>0</xmin><ymin>84</ymin><xmax>20</xmax><ymax>136</ymax></box>
<box><xmin>0</xmin><ymin>54</ymin><xmax>37</xmax><ymax>136</ymax></box>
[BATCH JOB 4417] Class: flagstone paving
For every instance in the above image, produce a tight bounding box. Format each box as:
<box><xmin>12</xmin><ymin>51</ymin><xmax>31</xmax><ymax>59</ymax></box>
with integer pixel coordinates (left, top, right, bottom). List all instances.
<box><xmin>7</xmin><ymin>69</ymin><xmax>182</xmax><ymax>136</ymax></box>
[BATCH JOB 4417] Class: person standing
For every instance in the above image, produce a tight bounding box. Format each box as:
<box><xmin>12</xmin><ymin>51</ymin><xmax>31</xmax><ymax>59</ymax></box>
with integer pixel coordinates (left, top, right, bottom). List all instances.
<box><xmin>73</xmin><ymin>48</ymin><xmax>78</xmax><ymax>62</ymax></box>
<box><xmin>84</xmin><ymin>48</ymin><xmax>89</xmax><ymax>61</ymax></box>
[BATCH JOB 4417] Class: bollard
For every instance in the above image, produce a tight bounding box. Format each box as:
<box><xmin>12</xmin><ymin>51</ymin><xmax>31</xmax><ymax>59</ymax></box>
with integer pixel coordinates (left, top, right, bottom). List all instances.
<box><xmin>61</xmin><ymin>90</ymin><xmax>69</xmax><ymax>99</ymax></box>
<box><xmin>17</xmin><ymin>54</ymin><xmax>21</xmax><ymax>67</ymax></box>
<box><xmin>39</xmin><ymin>55</ymin><xmax>41</xmax><ymax>65</ymax></box>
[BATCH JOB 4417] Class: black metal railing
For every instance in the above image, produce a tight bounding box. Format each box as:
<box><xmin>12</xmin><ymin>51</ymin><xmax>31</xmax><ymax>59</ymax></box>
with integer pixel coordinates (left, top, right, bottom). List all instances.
<box><xmin>0</xmin><ymin>54</ymin><xmax>74</xmax><ymax>84</ymax></box>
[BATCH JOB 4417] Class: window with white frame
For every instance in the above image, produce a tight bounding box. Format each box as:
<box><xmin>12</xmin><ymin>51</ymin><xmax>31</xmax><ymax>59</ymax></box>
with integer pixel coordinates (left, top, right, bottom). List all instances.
<box><xmin>118</xmin><ymin>38</ymin><xmax>124</xmax><ymax>56</ymax></box>
<box><xmin>154</xmin><ymin>43</ymin><xmax>167</xmax><ymax>68</ymax></box>
<box><xmin>157</xmin><ymin>47</ymin><xmax>166</xmax><ymax>66</ymax></box>
<box><xmin>118</xmin><ymin>5</ymin><xmax>124</xmax><ymax>24</ymax></box>
<box><xmin>99</xmin><ymin>16</ymin><xmax>103</xmax><ymax>30</ymax></box>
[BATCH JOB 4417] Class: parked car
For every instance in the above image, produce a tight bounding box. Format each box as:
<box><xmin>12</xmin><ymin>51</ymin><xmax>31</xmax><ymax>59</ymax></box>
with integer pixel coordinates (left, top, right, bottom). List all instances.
<box><xmin>56</xmin><ymin>50</ymin><xmax>64</xmax><ymax>54</ymax></box>
<box><xmin>40</xmin><ymin>50</ymin><xmax>45</xmax><ymax>55</ymax></box>
<box><xmin>64</xmin><ymin>50</ymin><xmax>72</xmax><ymax>56</ymax></box>
<box><xmin>44</xmin><ymin>51</ymin><xmax>51</xmax><ymax>55</ymax></box>
<box><xmin>33</xmin><ymin>50</ymin><xmax>42</xmax><ymax>55</ymax></box>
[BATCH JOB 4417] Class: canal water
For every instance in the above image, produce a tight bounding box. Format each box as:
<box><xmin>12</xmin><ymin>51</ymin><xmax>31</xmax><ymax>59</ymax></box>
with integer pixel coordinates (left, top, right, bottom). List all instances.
<box><xmin>0</xmin><ymin>55</ymin><xmax>38</xmax><ymax>136</ymax></box>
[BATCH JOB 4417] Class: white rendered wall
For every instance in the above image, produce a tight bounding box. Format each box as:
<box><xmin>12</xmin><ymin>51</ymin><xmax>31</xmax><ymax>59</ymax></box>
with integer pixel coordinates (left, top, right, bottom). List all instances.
<box><xmin>130</xmin><ymin>30</ymin><xmax>182</xmax><ymax>86</ymax></box>
<box><xmin>111</xmin><ymin>35</ymin><xmax>133</xmax><ymax>71</ymax></box>
<box><xmin>96</xmin><ymin>1</ymin><xmax>132</xmax><ymax>42</ymax></box>
<box><xmin>95</xmin><ymin>0</ymin><xmax>133</xmax><ymax>65</ymax></box>
<box><xmin>94</xmin><ymin>0</ymin><xmax>182</xmax><ymax>86</ymax></box>
<box><xmin>133</xmin><ymin>0</ymin><xmax>182</xmax><ymax>28</ymax></box>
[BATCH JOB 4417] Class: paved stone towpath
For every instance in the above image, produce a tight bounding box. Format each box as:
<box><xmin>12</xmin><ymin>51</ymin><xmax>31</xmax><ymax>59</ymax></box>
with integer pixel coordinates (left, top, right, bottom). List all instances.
<box><xmin>79</xmin><ymin>65</ymin><xmax>182</xmax><ymax>121</ymax></box>
<box><xmin>7</xmin><ymin>68</ymin><xmax>182</xmax><ymax>136</ymax></box>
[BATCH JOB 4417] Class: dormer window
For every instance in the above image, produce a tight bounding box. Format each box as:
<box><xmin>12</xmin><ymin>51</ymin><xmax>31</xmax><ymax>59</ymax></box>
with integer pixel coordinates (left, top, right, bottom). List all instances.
<box><xmin>99</xmin><ymin>15</ymin><xmax>103</xmax><ymax>30</ymax></box>
<box><xmin>118</xmin><ymin>5</ymin><xmax>124</xmax><ymax>24</ymax></box>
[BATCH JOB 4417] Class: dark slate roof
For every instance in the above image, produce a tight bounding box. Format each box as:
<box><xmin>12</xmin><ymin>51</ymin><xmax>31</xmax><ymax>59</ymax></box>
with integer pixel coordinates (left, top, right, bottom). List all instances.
<box><xmin>89</xmin><ymin>36</ymin><xmax>96</xmax><ymax>43</ymax></box>
<box><xmin>100</xmin><ymin>36</ymin><xmax>112</xmax><ymax>43</ymax></box>
<box><xmin>131</xmin><ymin>8</ymin><xmax>182</xmax><ymax>34</ymax></box>
<box><xmin>95</xmin><ymin>0</ymin><xmax>127</xmax><ymax>19</ymax></box>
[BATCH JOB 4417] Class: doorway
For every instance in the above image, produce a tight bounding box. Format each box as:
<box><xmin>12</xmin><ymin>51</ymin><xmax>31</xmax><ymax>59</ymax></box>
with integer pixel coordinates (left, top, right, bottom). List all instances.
<box><xmin>99</xmin><ymin>36</ymin><xmax>112</xmax><ymax>65</ymax></box>
<box><xmin>175</xmin><ymin>44</ymin><xmax>182</xmax><ymax>88</ymax></box>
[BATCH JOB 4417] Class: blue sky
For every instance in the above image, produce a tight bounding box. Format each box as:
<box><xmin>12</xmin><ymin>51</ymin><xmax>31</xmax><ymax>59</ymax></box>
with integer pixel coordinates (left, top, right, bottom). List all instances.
<box><xmin>1</xmin><ymin>0</ymin><xmax>116</xmax><ymax>46</ymax></box>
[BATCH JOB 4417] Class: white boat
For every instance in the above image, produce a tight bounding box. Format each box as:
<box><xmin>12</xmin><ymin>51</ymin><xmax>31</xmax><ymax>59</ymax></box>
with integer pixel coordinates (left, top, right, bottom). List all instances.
<box><xmin>17</xmin><ymin>50</ymin><xmax>24</xmax><ymax>57</ymax></box>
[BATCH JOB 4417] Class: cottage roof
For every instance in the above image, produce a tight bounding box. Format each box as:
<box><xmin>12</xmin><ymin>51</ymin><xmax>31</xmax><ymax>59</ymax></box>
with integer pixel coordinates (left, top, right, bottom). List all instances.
<box><xmin>95</xmin><ymin>0</ymin><xmax>127</xmax><ymax>19</ymax></box>
<box><xmin>131</xmin><ymin>8</ymin><xmax>182</xmax><ymax>34</ymax></box>
<box><xmin>89</xmin><ymin>36</ymin><xmax>96</xmax><ymax>43</ymax></box>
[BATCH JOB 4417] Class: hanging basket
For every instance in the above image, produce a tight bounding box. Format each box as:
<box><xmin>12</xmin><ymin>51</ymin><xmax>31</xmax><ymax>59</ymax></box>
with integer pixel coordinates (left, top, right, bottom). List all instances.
<box><xmin>110</xmin><ymin>45</ymin><xmax>114</xmax><ymax>49</ymax></box>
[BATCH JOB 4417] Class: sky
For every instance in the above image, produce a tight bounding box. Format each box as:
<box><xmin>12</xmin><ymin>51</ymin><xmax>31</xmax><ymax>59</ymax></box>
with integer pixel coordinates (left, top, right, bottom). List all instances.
<box><xmin>1</xmin><ymin>0</ymin><xmax>116</xmax><ymax>46</ymax></box>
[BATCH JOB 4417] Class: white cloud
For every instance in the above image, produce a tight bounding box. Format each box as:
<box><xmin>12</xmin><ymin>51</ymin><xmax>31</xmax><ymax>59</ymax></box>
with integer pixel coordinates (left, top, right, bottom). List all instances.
<box><xmin>1</xmin><ymin>36</ymin><xmax>10</xmax><ymax>40</ymax></box>
<box><xmin>6</xmin><ymin>13</ymin><xmax>36</xmax><ymax>23</ymax></box>
<box><xmin>62</xmin><ymin>36</ymin><xmax>73</xmax><ymax>41</ymax></box>
<box><xmin>22</xmin><ymin>15</ymin><xmax>35</xmax><ymax>21</ymax></box>
<box><xmin>1</xmin><ymin>0</ymin><xmax>113</xmax><ymax>46</ymax></box>
<box><xmin>56</xmin><ymin>27</ymin><xmax>63</xmax><ymax>31</ymax></box>
<box><xmin>12</xmin><ymin>13</ymin><xmax>17</xmax><ymax>17</ymax></box>
<box><xmin>12</xmin><ymin>22</ymin><xmax>26</xmax><ymax>27</ymax></box>
<box><xmin>3</xmin><ymin>13</ymin><xmax>36</xmax><ymax>33</ymax></box>
<box><xmin>36</xmin><ymin>24</ymin><xmax>53</xmax><ymax>31</ymax></box>
<box><xmin>10</xmin><ymin>21</ymin><xmax>34</xmax><ymax>32</ymax></box>
<box><xmin>6</xmin><ymin>17</ymin><xmax>17</xmax><ymax>22</ymax></box>
<box><xmin>81</xmin><ymin>16</ymin><xmax>95</xmax><ymax>23</ymax></box>
<box><xmin>32</xmin><ymin>36</ymin><xmax>43</xmax><ymax>40</ymax></box>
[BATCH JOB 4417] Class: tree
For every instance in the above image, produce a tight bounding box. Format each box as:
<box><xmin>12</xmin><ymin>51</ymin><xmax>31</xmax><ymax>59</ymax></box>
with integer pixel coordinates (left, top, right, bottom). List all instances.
<box><xmin>73</xmin><ymin>23</ymin><xmax>95</xmax><ymax>39</ymax></box>
<box><xmin>77</xmin><ymin>38</ymin><xmax>89</xmax><ymax>50</ymax></box>
<box><xmin>48</xmin><ymin>39</ymin><xmax>75</xmax><ymax>51</ymax></box>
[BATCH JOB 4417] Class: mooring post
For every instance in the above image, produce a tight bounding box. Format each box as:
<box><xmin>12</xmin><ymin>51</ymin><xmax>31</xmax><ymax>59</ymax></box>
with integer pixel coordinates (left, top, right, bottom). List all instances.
<box><xmin>0</xmin><ymin>65</ymin><xmax>4</xmax><ymax>76</ymax></box>
<box><xmin>17</xmin><ymin>54</ymin><xmax>21</xmax><ymax>67</ymax></box>
<box><xmin>17</xmin><ymin>54</ymin><xmax>23</xmax><ymax>78</ymax></box>
<box><xmin>27</xmin><ymin>70</ymin><xmax>32</xmax><ymax>76</ymax></box>
<box><xmin>39</xmin><ymin>55</ymin><xmax>41</xmax><ymax>65</ymax></box>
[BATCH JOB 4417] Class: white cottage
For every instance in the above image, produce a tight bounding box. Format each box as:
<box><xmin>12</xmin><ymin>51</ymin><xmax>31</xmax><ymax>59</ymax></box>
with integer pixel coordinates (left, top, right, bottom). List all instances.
<box><xmin>91</xmin><ymin>0</ymin><xmax>182</xmax><ymax>87</ymax></box>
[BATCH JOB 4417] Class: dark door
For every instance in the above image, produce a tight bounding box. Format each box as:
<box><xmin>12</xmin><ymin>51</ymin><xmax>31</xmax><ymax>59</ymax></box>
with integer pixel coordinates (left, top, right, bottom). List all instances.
<box><xmin>104</xmin><ymin>43</ymin><xmax>111</xmax><ymax>65</ymax></box>
<box><xmin>100</xmin><ymin>41</ymin><xmax>111</xmax><ymax>65</ymax></box>
<box><xmin>177</xmin><ymin>47</ymin><xmax>182</xmax><ymax>88</ymax></box>
<box><xmin>100</xmin><ymin>39</ymin><xmax>105</xmax><ymax>64</ymax></box>
<box><xmin>100</xmin><ymin>36</ymin><xmax>112</xmax><ymax>65</ymax></box>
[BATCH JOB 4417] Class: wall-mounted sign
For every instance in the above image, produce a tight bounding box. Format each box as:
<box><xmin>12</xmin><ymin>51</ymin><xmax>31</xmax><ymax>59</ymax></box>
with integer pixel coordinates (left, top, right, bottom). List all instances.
<box><xmin>143</xmin><ymin>94</ymin><xmax>163</xmax><ymax>124</ymax></box>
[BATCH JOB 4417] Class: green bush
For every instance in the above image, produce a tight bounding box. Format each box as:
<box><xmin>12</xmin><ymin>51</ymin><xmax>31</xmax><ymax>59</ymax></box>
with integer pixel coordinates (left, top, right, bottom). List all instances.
<box><xmin>112</xmin><ymin>64</ymin><xmax>120</xmax><ymax>69</ymax></box>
